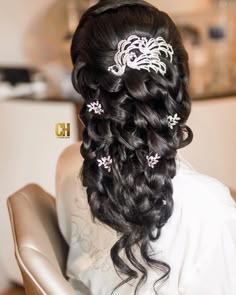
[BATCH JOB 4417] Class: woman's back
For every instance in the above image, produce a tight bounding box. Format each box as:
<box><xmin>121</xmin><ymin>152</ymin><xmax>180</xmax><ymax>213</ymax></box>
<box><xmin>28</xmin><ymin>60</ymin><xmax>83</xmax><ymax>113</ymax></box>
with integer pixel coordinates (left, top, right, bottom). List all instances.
<box><xmin>56</xmin><ymin>142</ymin><xmax>236</xmax><ymax>295</ymax></box>
<box><xmin>57</xmin><ymin>0</ymin><xmax>236</xmax><ymax>293</ymax></box>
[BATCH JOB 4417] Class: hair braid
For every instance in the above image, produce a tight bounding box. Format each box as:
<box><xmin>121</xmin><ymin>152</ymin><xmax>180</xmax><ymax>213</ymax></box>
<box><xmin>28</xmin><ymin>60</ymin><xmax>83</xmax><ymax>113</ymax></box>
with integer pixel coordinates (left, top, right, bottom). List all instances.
<box><xmin>71</xmin><ymin>1</ymin><xmax>193</xmax><ymax>294</ymax></box>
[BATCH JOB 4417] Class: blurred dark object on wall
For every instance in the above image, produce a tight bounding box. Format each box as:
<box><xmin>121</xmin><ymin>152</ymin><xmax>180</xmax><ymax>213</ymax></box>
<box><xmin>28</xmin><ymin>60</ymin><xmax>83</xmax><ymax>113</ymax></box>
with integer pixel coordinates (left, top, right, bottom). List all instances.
<box><xmin>0</xmin><ymin>66</ymin><xmax>48</xmax><ymax>100</ymax></box>
<box><xmin>0</xmin><ymin>67</ymin><xmax>32</xmax><ymax>85</ymax></box>
<box><xmin>175</xmin><ymin>0</ymin><xmax>236</xmax><ymax>99</ymax></box>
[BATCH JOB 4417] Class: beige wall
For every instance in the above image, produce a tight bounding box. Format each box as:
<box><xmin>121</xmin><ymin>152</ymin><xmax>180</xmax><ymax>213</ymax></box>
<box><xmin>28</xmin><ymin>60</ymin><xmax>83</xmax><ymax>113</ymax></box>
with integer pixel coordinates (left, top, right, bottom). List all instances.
<box><xmin>181</xmin><ymin>97</ymin><xmax>236</xmax><ymax>195</ymax></box>
<box><xmin>148</xmin><ymin>0</ymin><xmax>211</xmax><ymax>14</ymax></box>
<box><xmin>0</xmin><ymin>0</ymin><xmax>212</xmax><ymax>66</ymax></box>
<box><xmin>0</xmin><ymin>0</ymin><xmax>55</xmax><ymax>66</ymax></box>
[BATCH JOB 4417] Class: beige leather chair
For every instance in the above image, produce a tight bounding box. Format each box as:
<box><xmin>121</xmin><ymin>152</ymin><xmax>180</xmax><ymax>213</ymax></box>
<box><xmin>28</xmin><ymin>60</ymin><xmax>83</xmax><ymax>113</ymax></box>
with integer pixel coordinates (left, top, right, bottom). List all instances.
<box><xmin>0</xmin><ymin>99</ymin><xmax>78</xmax><ymax>286</ymax></box>
<box><xmin>7</xmin><ymin>184</ymin><xmax>77</xmax><ymax>295</ymax></box>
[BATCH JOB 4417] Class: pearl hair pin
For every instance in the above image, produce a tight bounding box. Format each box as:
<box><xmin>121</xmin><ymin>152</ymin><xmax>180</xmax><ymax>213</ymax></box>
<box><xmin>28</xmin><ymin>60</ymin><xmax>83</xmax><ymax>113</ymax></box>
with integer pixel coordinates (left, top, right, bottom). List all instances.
<box><xmin>167</xmin><ymin>113</ymin><xmax>181</xmax><ymax>129</ymax></box>
<box><xmin>87</xmin><ymin>100</ymin><xmax>104</xmax><ymax>115</ymax></box>
<box><xmin>146</xmin><ymin>153</ymin><xmax>161</xmax><ymax>168</ymax></box>
<box><xmin>108</xmin><ymin>35</ymin><xmax>174</xmax><ymax>76</ymax></box>
<box><xmin>97</xmin><ymin>156</ymin><xmax>113</xmax><ymax>172</ymax></box>
<box><xmin>97</xmin><ymin>153</ymin><xmax>161</xmax><ymax>171</ymax></box>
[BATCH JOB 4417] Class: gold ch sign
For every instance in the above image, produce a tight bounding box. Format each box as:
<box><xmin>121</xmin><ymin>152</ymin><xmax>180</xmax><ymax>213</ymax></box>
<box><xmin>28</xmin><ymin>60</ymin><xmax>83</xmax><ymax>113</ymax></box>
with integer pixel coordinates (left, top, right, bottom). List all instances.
<box><xmin>55</xmin><ymin>123</ymin><xmax>71</xmax><ymax>138</ymax></box>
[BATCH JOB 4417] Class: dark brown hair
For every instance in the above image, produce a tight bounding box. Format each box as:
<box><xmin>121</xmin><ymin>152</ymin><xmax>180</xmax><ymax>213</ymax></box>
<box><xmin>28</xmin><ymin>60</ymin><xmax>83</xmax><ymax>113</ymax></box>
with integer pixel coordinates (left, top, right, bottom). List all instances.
<box><xmin>71</xmin><ymin>0</ymin><xmax>193</xmax><ymax>293</ymax></box>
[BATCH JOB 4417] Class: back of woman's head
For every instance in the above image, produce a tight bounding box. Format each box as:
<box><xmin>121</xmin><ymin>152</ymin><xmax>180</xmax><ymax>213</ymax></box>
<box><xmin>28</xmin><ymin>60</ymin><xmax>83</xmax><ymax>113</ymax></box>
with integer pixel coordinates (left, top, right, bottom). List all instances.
<box><xmin>71</xmin><ymin>0</ymin><xmax>193</xmax><ymax>293</ymax></box>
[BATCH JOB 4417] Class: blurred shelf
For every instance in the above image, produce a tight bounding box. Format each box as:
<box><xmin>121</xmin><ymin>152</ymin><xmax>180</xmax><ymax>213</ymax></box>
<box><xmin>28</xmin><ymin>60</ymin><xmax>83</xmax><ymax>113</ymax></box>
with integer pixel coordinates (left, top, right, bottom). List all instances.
<box><xmin>192</xmin><ymin>89</ymin><xmax>236</xmax><ymax>101</ymax></box>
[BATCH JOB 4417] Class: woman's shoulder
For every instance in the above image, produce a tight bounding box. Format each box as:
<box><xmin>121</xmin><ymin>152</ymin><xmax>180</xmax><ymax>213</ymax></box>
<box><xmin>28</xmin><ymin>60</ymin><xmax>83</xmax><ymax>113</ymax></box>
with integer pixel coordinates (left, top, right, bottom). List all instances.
<box><xmin>57</xmin><ymin>141</ymin><xmax>83</xmax><ymax>171</ymax></box>
<box><xmin>173</xmin><ymin>155</ymin><xmax>236</xmax><ymax>225</ymax></box>
<box><xmin>56</xmin><ymin>141</ymin><xmax>83</xmax><ymax>187</ymax></box>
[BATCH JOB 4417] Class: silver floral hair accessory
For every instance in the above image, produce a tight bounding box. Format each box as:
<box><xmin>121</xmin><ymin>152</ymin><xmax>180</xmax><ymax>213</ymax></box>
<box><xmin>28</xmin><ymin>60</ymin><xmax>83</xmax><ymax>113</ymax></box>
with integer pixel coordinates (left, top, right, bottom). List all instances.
<box><xmin>87</xmin><ymin>100</ymin><xmax>104</xmax><ymax>115</ymax></box>
<box><xmin>97</xmin><ymin>156</ymin><xmax>112</xmax><ymax>172</ymax></box>
<box><xmin>167</xmin><ymin>113</ymin><xmax>181</xmax><ymax>129</ymax></box>
<box><xmin>108</xmin><ymin>35</ymin><xmax>174</xmax><ymax>76</ymax></box>
<box><xmin>146</xmin><ymin>153</ymin><xmax>161</xmax><ymax>168</ymax></box>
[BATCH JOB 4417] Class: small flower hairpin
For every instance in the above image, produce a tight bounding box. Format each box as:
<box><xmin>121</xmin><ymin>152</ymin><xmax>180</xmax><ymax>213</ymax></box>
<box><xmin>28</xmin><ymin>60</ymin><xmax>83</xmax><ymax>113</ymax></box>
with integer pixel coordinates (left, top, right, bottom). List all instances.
<box><xmin>167</xmin><ymin>113</ymin><xmax>181</xmax><ymax>129</ymax></box>
<box><xmin>146</xmin><ymin>153</ymin><xmax>161</xmax><ymax>168</ymax></box>
<box><xmin>87</xmin><ymin>100</ymin><xmax>104</xmax><ymax>115</ymax></box>
<box><xmin>97</xmin><ymin>156</ymin><xmax>112</xmax><ymax>172</ymax></box>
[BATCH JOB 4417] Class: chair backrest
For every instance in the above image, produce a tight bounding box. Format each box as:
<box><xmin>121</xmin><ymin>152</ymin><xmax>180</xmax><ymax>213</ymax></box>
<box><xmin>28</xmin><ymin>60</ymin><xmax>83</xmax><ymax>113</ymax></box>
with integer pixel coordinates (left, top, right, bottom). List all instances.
<box><xmin>0</xmin><ymin>99</ymin><xmax>78</xmax><ymax>284</ymax></box>
<box><xmin>7</xmin><ymin>183</ymin><xmax>77</xmax><ymax>295</ymax></box>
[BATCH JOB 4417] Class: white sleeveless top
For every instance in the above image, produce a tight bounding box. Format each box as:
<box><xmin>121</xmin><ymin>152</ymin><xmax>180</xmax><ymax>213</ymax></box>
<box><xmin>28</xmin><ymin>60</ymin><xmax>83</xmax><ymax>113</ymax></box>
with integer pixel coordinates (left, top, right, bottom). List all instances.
<box><xmin>56</xmin><ymin>143</ymin><xmax>236</xmax><ymax>295</ymax></box>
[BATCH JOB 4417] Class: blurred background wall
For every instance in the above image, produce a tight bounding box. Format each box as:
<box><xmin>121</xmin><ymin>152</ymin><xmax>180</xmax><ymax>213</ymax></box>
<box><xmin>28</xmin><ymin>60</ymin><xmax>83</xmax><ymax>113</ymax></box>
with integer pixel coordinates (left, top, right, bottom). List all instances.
<box><xmin>0</xmin><ymin>0</ymin><xmax>212</xmax><ymax>66</ymax></box>
<box><xmin>0</xmin><ymin>0</ymin><xmax>235</xmax><ymax>294</ymax></box>
<box><xmin>0</xmin><ymin>0</ymin><xmax>55</xmax><ymax>66</ymax></box>
<box><xmin>149</xmin><ymin>0</ymin><xmax>212</xmax><ymax>13</ymax></box>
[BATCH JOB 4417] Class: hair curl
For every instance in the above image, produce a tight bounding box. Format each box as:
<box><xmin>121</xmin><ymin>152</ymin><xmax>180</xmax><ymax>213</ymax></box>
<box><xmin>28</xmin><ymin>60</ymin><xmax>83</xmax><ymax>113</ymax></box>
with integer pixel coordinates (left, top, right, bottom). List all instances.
<box><xmin>71</xmin><ymin>0</ymin><xmax>193</xmax><ymax>294</ymax></box>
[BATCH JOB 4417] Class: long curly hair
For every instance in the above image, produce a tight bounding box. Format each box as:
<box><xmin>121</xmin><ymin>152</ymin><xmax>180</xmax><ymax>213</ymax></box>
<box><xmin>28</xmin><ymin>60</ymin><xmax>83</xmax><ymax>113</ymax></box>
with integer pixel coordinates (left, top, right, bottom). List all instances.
<box><xmin>71</xmin><ymin>0</ymin><xmax>193</xmax><ymax>293</ymax></box>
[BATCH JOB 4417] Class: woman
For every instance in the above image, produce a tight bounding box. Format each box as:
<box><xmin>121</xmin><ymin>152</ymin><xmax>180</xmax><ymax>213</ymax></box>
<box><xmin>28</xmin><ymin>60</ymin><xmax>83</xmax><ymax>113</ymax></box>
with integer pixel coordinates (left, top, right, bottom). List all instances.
<box><xmin>56</xmin><ymin>0</ymin><xmax>236</xmax><ymax>294</ymax></box>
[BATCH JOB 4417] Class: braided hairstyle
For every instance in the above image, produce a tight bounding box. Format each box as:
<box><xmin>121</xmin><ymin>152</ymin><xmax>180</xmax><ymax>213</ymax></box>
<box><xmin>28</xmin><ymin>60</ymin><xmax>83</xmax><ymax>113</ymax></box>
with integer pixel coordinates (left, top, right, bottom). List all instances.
<box><xmin>71</xmin><ymin>0</ymin><xmax>193</xmax><ymax>293</ymax></box>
